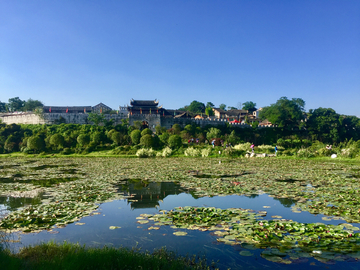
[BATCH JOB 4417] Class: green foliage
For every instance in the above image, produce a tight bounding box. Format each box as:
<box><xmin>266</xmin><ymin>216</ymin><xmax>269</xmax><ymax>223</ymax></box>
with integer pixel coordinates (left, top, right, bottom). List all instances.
<box><xmin>136</xmin><ymin>148</ymin><xmax>155</xmax><ymax>158</ymax></box>
<box><xmin>186</xmin><ymin>100</ymin><xmax>205</xmax><ymax>113</ymax></box>
<box><xmin>141</xmin><ymin>128</ymin><xmax>152</xmax><ymax>136</ymax></box>
<box><xmin>184</xmin><ymin>147</ymin><xmax>200</xmax><ymax>157</ymax></box>
<box><xmin>130</xmin><ymin>129</ymin><xmax>141</xmax><ymax>145</ymax></box>
<box><xmin>23</xmin><ymin>99</ymin><xmax>44</xmax><ymax>111</ymax></box>
<box><xmin>155</xmin><ymin>125</ymin><xmax>166</xmax><ymax>135</ymax></box>
<box><xmin>168</xmin><ymin>135</ymin><xmax>182</xmax><ymax>149</ymax></box>
<box><xmin>87</xmin><ymin>113</ymin><xmax>105</xmax><ymax>126</ymax></box>
<box><xmin>50</xmin><ymin>134</ymin><xmax>65</xmax><ymax>149</ymax></box>
<box><xmin>205</xmin><ymin>107</ymin><xmax>214</xmax><ymax>117</ymax></box>
<box><xmin>27</xmin><ymin>135</ymin><xmax>45</xmax><ymax>153</ymax></box>
<box><xmin>206</xmin><ymin>127</ymin><xmax>221</xmax><ymax>141</ymax></box>
<box><xmin>172</xmin><ymin>124</ymin><xmax>181</xmax><ymax>134</ymax></box>
<box><xmin>140</xmin><ymin>134</ymin><xmax>154</xmax><ymax>148</ymax></box>
<box><xmin>242</xmin><ymin>101</ymin><xmax>257</xmax><ymax>112</ymax></box>
<box><xmin>91</xmin><ymin>131</ymin><xmax>104</xmax><ymax>144</ymax></box>
<box><xmin>8</xmin><ymin>97</ymin><xmax>24</xmax><ymax>112</ymax></box>
<box><xmin>77</xmin><ymin>134</ymin><xmax>90</xmax><ymax>147</ymax></box>
<box><xmin>110</xmin><ymin>131</ymin><xmax>122</xmax><ymax>145</ymax></box>
<box><xmin>259</xmin><ymin>97</ymin><xmax>305</xmax><ymax>128</ymax></box>
<box><xmin>219</xmin><ymin>104</ymin><xmax>226</xmax><ymax>110</ymax></box>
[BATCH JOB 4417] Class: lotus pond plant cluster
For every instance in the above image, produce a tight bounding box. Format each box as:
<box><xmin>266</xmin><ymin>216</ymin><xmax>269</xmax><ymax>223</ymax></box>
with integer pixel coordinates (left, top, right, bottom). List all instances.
<box><xmin>0</xmin><ymin>157</ymin><xmax>359</xmax><ymax>266</ymax></box>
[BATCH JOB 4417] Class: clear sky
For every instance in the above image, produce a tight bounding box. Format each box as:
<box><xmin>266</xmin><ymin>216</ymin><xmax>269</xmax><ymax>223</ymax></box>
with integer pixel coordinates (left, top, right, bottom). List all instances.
<box><xmin>1</xmin><ymin>0</ymin><xmax>359</xmax><ymax>116</ymax></box>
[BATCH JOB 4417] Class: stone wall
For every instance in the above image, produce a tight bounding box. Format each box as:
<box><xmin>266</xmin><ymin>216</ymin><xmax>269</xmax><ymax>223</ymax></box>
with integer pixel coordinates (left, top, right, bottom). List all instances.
<box><xmin>0</xmin><ymin>112</ymin><xmax>45</xmax><ymax>125</ymax></box>
<box><xmin>129</xmin><ymin>114</ymin><xmax>161</xmax><ymax>131</ymax></box>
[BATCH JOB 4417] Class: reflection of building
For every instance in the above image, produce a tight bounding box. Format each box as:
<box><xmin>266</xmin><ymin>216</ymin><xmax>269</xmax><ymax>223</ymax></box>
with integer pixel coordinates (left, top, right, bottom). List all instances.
<box><xmin>117</xmin><ymin>181</ymin><xmax>188</xmax><ymax>209</ymax></box>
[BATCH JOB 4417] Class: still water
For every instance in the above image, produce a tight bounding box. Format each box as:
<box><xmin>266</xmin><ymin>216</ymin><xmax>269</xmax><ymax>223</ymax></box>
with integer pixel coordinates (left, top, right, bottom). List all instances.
<box><xmin>2</xmin><ymin>181</ymin><xmax>360</xmax><ymax>269</ymax></box>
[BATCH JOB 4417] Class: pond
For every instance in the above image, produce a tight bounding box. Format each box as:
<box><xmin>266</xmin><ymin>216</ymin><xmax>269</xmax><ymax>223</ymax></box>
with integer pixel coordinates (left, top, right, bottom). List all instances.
<box><xmin>1</xmin><ymin>157</ymin><xmax>360</xmax><ymax>269</ymax></box>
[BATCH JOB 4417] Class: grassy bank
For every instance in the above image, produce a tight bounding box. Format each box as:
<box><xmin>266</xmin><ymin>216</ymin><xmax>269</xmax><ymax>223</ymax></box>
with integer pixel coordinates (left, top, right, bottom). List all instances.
<box><xmin>0</xmin><ymin>241</ymin><xmax>215</xmax><ymax>270</ymax></box>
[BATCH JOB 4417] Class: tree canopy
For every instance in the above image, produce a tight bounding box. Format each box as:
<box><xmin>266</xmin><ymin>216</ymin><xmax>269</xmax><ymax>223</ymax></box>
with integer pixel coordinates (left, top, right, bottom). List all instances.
<box><xmin>259</xmin><ymin>97</ymin><xmax>305</xmax><ymax>128</ymax></box>
<box><xmin>242</xmin><ymin>101</ymin><xmax>257</xmax><ymax>112</ymax></box>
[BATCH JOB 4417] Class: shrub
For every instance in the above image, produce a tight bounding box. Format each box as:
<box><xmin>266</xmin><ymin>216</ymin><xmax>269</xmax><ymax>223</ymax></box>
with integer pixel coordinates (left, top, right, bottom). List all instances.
<box><xmin>141</xmin><ymin>128</ymin><xmax>152</xmax><ymax>136</ymax></box>
<box><xmin>136</xmin><ymin>148</ymin><xmax>155</xmax><ymax>158</ymax></box>
<box><xmin>77</xmin><ymin>134</ymin><xmax>90</xmax><ymax>147</ymax></box>
<box><xmin>201</xmin><ymin>148</ymin><xmax>211</xmax><ymax>157</ymax></box>
<box><xmin>296</xmin><ymin>148</ymin><xmax>315</xmax><ymax>158</ymax></box>
<box><xmin>339</xmin><ymin>148</ymin><xmax>358</xmax><ymax>158</ymax></box>
<box><xmin>27</xmin><ymin>136</ymin><xmax>45</xmax><ymax>153</ymax></box>
<box><xmin>110</xmin><ymin>131</ymin><xmax>122</xmax><ymax>145</ymax></box>
<box><xmin>206</xmin><ymin>127</ymin><xmax>221</xmax><ymax>141</ymax></box>
<box><xmin>50</xmin><ymin>134</ymin><xmax>65</xmax><ymax>149</ymax></box>
<box><xmin>91</xmin><ymin>131</ymin><xmax>103</xmax><ymax>144</ymax></box>
<box><xmin>233</xmin><ymin>142</ymin><xmax>252</xmax><ymax>151</ymax></box>
<box><xmin>168</xmin><ymin>135</ymin><xmax>182</xmax><ymax>149</ymax></box>
<box><xmin>184</xmin><ymin>147</ymin><xmax>200</xmax><ymax>157</ymax></box>
<box><xmin>61</xmin><ymin>148</ymin><xmax>72</xmax><ymax>155</ymax></box>
<box><xmin>130</xmin><ymin>130</ymin><xmax>141</xmax><ymax>145</ymax></box>
<box><xmin>140</xmin><ymin>134</ymin><xmax>154</xmax><ymax>148</ymax></box>
<box><xmin>161</xmin><ymin>146</ymin><xmax>172</xmax><ymax>157</ymax></box>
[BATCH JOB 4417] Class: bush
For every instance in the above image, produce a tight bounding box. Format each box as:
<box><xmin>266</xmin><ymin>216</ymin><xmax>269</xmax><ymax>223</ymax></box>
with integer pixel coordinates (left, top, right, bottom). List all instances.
<box><xmin>140</xmin><ymin>134</ymin><xmax>154</xmax><ymax>148</ymax></box>
<box><xmin>233</xmin><ymin>142</ymin><xmax>252</xmax><ymax>151</ymax></box>
<box><xmin>50</xmin><ymin>134</ymin><xmax>65</xmax><ymax>149</ymax></box>
<box><xmin>296</xmin><ymin>148</ymin><xmax>315</xmax><ymax>158</ymax></box>
<box><xmin>256</xmin><ymin>144</ymin><xmax>275</xmax><ymax>154</ymax></box>
<box><xmin>168</xmin><ymin>135</ymin><xmax>182</xmax><ymax>149</ymax></box>
<box><xmin>61</xmin><ymin>148</ymin><xmax>72</xmax><ymax>155</ymax></box>
<box><xmin>130</xmin><ymin>130</ymin><xmax>141</xmax><ymax>145</ymax></box>
<box><xmin>339</xmin><ymin>148</ymin><xmax>358</xmax><ymax>158</ymax></box>
<box><xmin>201</xmin><ymin>148</ymin><xmax>211</xmax><ymax>157</ymax></box>
<box><xmin>206</xmin><ymin>127</ymin><xmax>221</xmax><ymax>141</ymax></box>
<box><xmin>141</xmin><ymin>128</ymin><xmax>152</xmax><ymax>136</ymax></box>
<box><xmin>110</xmin><ymin>131</ymin><xmax>122</xmax><ymax>145</ymax></box>
<box><xmin>27</xmin><ymin>136</ymin><xmax>45</xmax><ymax>153</ymax></box>
<box><xmin>136</xmin><ymin>148</ymin><xmax>155</xmax><ymax>158</ymax></box>
<box><xmin>161</xmin><ymin>146</ymin><xmax>172</xmax><ymax>157</ymax></box>
<box><xmin>77</xmin><ymin>134</ymin><xmax>90</xmax><ymax>147</ymax></box>
<box><xmin>184</xmin><ymin>147</ymin><xmax>200</xmax><ymax>157</ymax></box>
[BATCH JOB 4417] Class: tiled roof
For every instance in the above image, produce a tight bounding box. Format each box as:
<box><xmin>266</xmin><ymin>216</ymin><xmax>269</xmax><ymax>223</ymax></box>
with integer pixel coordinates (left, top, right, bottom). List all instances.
<box><xmin>130</xmin><ymin>100</ymin><xmax>159</xmax><ymax>106</ymax></box>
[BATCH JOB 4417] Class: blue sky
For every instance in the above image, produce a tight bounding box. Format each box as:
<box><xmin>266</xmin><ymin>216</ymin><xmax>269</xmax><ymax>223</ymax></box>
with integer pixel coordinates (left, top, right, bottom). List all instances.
<box><xmin>1</xmin><ymin>0</ymin><xmax>359</xmax><ymax>116</ymax></box>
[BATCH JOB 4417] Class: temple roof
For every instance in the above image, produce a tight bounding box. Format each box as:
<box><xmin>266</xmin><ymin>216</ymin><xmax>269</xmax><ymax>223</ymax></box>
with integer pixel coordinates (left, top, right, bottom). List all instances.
<box><xmin>130</xmin><ymin>99</ymin><xmax>159</xmax><ymax>107</ymax></box>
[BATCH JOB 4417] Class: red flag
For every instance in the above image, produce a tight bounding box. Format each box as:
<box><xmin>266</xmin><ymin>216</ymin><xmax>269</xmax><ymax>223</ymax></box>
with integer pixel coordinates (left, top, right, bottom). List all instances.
<box><xmin>100</xmin><ymin>107</ymin><xmax>102</xmax><ymax>113</ymax></box>
<box><xmin>163</xmin><ymin>111</ymin><xmax>164</xmax><ymax>116</ymax></box>
<box><xmin>66</xmin><ymin>107</ymin><xmax>68</xmax><ymax>113</ymax></box>
<box><xmin>84</xmin><ymin>108</ymin><xmax>86</xmax><ymax>113</ymax></box>
<box><xmin>157</xmin><ymin>109</ymin><xmax>158</xmax><ymax>114</ymax></box>
<box><xmin>140</xmin><ymin>108</ymin><xmax>142</xmax><ymax>114</ymax></box>
<box><xmin>49</xmin><ymin>107</ymin><xmax>51</xmax><ymax>112</ymax></box>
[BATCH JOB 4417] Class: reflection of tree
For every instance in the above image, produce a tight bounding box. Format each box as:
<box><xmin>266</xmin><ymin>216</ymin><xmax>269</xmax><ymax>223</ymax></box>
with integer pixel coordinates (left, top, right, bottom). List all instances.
<box><xmin>273</xmin><ymin>197</ymin><xmax>296</xmax><ymax>208</ymax></box>
<box><xmin>116</xmin><ymin>180</ymin><xmax>189</xmax><ymax>209</ymax></box>
<box><xmin>248</xmin><ymin>194</ymin><xmax>259</xmax><ymax>199</ymax></box>
<box><xmin>0</xmin><ymin>195</ymin><xmax>43</xmax><ymax>211</ymax></box>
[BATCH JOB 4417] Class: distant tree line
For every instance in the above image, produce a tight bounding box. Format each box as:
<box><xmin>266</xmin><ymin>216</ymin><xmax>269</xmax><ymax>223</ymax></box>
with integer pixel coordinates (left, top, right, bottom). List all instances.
<box><xmin>0</xmin><ymin>97</ymin><xmax>43</xmax><ymax>112</ymax></box>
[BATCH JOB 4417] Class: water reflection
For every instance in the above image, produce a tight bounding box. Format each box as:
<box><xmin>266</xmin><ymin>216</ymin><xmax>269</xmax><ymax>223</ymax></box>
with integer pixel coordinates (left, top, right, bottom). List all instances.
<box><xmin>116</xmin><ymin>180</ymin><xmax>189</xmax><ymax>209</ymax></box>
<box><xmin>0</xmin><ymin>194</ymin><xmax>44</xmax><ymax>212</ymax></box>
<box><xmin>272</xmin><ymin>197</ymin><xmax>296</xmax><ymax>208</ymax></box>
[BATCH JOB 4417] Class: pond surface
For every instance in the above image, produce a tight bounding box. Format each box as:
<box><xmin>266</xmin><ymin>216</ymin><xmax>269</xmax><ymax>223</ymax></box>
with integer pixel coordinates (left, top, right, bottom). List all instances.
<box><xmin>5</xmin><ymin>181</ymin><xmax>360</xmax><ymax>270</ymax></box>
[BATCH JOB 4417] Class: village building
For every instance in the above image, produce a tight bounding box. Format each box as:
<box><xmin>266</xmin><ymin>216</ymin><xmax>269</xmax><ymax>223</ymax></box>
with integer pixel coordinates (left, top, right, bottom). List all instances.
<box><xmin>43</xmin><ymin>106</ymin><xmax>92</xmax><ymax>114</ymax></box>
<box><xmin>128</xmin><ymin>99</ymin><xmax>165</xmax><ymax>115</ymax></box>
<box><xmin>212</xmin><ymin>108</ymin><xmax>248</xmax><ymax>121</ymax></box>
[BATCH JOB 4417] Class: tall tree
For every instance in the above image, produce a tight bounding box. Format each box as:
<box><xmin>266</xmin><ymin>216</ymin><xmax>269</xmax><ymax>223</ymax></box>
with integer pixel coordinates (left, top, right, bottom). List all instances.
<box><xmin>8</xmin><ymin>97</ymin><xmax>24</xmax><ymax>112</ymax></box>
<box><xmin>0</xmin><ymin>101</ymin><xmax>6</xmax><ymax>112</ymax></box>
<box><xmin>23</xmin><ymin>99</ymin><xmax>44</xmax><ymax>111</ymax></box>
<box><xmin>219</xmin><ymin>104</ymin><xmax>226</xmax><ymax>110</ymax></box>
<box><xmin>306</xmin><ymin>108</ymin><xmax>341</xmax><ymax>143</ymax></box>
<box><xmin>242</xmin><ymin>101</ymin><xmax>257</xmax><ymax>112</ymax></box>
<box><xmin>206</xmin><ymin>102</ymin><xmax>215</xmax><ymax>108</ymax></box>
<box><xmin>259</xmin><ymin>97</ymin><xmax>305</xmax><ymax>128</ymax></box>
<box><xmin>187</xmin><ymin>100</ymin><xmax>205</xmax><ymax>113</ymax></box>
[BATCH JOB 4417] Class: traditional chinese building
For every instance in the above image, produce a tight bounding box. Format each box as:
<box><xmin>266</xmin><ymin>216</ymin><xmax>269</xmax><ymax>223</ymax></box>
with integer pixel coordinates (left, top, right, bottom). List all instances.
<box><xmin>128</xmin><ymin>99</ymin><xmax>168</xmax><ymax>115</ymax></box>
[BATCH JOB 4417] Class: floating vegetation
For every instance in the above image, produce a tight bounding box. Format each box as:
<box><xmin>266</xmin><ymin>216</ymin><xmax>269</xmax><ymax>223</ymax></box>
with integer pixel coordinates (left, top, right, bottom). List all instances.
<box><xmin>138</xmin><ymin>206</ymin><xmax>360</xmax><ymax>264</ymax></box>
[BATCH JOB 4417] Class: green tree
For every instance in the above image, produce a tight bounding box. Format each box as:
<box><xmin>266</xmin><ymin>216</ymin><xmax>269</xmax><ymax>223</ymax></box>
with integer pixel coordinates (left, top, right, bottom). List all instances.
<box><xmin>110</xmin><ymin>131</ymin><xmax>122</xmax><ymax>145</ymax></box>
<box><xmin>130</xmin><ymin>129</ymin><xmax>141</xmax><ymax>145</ymax></box>
<box><xmin>27</xmin><ymin>135</ymin><xmax>45</xmax><ymax>153</ymax></box>
<box><xmin>23</xmin><ymin>99</ymin><xmax>44</xmax><ymax>111</ymax></box>
<box><xmin>168</xmin><ymin>134</ymin><xmax>182</xmax><ymax>149</ymax></box>
<box><xmin>87</xmin><ymin>113</ymin><xmax>105</xmax><ymax>125</ymax></box>
<box><xmin>187</xmin><ymin>101</ymin><xmax>205</xmax><ymax>113</ymax></box>
<box><xmin>219</xmin><ymin>104</ymin><xmax>226</xmax><ymax>110</ymax></box>
<box><xmin>141</xmin><ymin>128</ymin><xmax>152</xmax><ymax>136</ymax></box>
<box><xmin>77</xmin><ymin>134</ymin><xmax>90</xmax><ymax>147</ymax></box>
<box><xmin>8</xmin><ymin>97</ymin><xmax>24</xmax><ymax>112</ymax></box>
<box><xmin>306</xmin><ymin>108</ymin><xmax>341</xmax><ymax>143</ymax></box>
<box><xmin>172</xmin><ymin>124</ymin><xmax>181</xmax><ymax>134</ymax></box>
<box><xmin>205</xmin><ymin>107</ymin><xmax>214</xmax><ymax>117</ymax></box>
<box><xmin>206</xmin><ymin>102</ymin><xmax>215</xmax><ymax>108</ymax></box>
<box><xmin>206</xmin><ymin>127</ymin><xmax>221</xmax><ymax>141</ymax></box>
<box><xmin>50</xmin><ymin>134</ymin><xmax>65</xmax><ymax>149</ymax></box>
<box><xmin>155</xmin><ymin>125</ymin><xmax>166</xmax><ymax>135</ymax></box>
<box><xmin>242</xmin><ymin>101</ymin><xmax>257</xmax><ymax>112</ymax></box>
<box><xmin>140</xmin><ymin>134</ymin><xmax>154</xmax><ymax>148</ymax></box>
<box><xmin>259</xmin><ymin>97</ymin><xmax>305</xmax><ymax>128</ymax></box>
<box><xmin>0</xmin><ymin>101</ymin><xmax>6</xmax><ymax>112</ymax></box>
